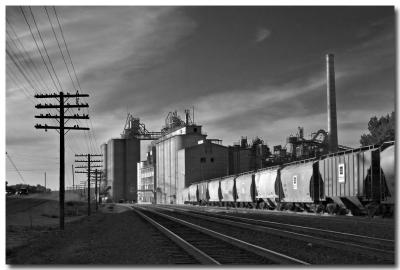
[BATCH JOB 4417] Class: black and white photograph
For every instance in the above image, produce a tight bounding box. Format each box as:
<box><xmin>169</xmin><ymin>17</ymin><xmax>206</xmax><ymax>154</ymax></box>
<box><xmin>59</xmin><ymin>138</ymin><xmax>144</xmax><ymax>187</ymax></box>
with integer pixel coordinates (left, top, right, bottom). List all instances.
<box><xmin>4</xmin><ymin>4</ymin><xmax>396</xmax><ymax>266</ymax></box>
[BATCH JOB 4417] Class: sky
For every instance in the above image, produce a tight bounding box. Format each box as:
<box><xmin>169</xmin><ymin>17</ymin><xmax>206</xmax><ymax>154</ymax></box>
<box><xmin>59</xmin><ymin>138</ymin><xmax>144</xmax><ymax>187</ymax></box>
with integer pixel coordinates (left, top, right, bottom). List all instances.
<box><xmin>4</xmin><ymin>6</ymin><xmax>396</xmax><ymax>190</ymax></box>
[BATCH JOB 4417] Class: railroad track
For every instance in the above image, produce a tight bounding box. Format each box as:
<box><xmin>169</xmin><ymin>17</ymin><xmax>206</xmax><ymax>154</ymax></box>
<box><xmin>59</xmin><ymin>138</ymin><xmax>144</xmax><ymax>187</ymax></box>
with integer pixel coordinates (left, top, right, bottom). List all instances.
<box><xmin>132</xmin><ymin>205</ymin><xmax>309</xmax><ymax>265</ymax></box>
<box><xmin>153</xmin><ymin>205</ymin><xmax>395</xmax><ymax>263</ymax></box>
<box><xmin>170</xmin><ymin>204</ymin><xmax>394</xmax><ymax>227</ymax></box>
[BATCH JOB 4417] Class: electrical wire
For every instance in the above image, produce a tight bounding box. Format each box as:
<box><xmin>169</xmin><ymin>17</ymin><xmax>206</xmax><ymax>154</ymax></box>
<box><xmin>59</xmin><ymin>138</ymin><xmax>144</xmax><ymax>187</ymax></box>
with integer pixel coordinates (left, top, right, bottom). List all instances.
<box><xmin>6</xmin><ymin>19</ymin><xmax>53</xmax><ymax>93</ymax></box>
<box><xmin>53</xmin><ymin>6</ymin><xmax>100</xmax><ymax>154</ymax></box>
<box><xmin>28</xmin><ymin>6</ymin><xmax>64</xmax><ymax>92</ymax></box>
<box><xmin>43</xmin><ymin>6</ymin><xmax>92</xmax><ymax>153</ymax></box>
<box><xmin>44</xmin><ymin>6</ymin><xmax>77</xmax><ymax>91</ymax></box>
<box><xmin>19</xmin><ymin>6</ymin><xmax>61</xmax><ymax>93</ymax></box>
<box><xmin>6</xmin><ymin>152</ymin><xmax>26</xmax><ymax>184</ymax></box>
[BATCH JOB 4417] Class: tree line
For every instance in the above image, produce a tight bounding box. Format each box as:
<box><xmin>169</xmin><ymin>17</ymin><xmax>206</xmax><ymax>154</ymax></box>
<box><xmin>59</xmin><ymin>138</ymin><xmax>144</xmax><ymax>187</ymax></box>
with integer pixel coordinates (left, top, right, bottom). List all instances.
<box><xmin>360</xmin><ymin>111</ymin><xmax>395</xmax><ymax>146</ymax></box>
<box><xmin>6</xmin><ymin>182</ymin><xmax>51</xmax><ymax>194</ymax></box>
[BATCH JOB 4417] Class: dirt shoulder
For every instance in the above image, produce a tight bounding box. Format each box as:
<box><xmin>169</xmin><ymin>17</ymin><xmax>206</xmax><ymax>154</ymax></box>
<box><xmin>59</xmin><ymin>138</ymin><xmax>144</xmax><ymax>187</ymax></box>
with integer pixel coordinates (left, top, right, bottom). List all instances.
<box><xmin>7</xmin><ymin>204</ymin><xmax>194</xmax><ymax>264</ymax></box>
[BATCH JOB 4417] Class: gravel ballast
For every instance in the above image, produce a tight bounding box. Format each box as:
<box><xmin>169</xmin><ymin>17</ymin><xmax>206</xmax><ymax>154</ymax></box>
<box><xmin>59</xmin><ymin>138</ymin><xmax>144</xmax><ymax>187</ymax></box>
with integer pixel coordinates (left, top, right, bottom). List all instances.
<box><xmin>7</xmin><ymin>206</ymin><xmax>196</xmax><ymax>264</ymax></box>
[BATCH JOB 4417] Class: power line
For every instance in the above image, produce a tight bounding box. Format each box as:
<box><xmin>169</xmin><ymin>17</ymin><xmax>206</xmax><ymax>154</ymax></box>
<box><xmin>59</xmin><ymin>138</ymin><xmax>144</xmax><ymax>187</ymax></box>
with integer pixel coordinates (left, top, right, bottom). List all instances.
<box><xmin>53</xmin><ymin>6</ymin><xmax>99</xmax><ymax>152</ymax></box>
<box><xmin>6</xmin><ymin>30</ymin><xmax>48</xmax><ymax>94</ymax></box>
<box><xmin>6</xmin><ymin>19</ymin><xmax>53</xmax><ymax>93</ymax></box>
<box><xmin>19</xmin><ymin>6</ymin><xmax>61</xmax><ymax>93</ymax></box>
<box><xmin>75</xmin><ymin>154</ymin><xmax>103</xmax><ymax>215</ymax></box>
<box><xmin>6</xmin><ymin>21</ymin><xmax>63</xmax><ymax>129</ymax></box>
<box><xmin>6</xmin><ymin>65</ymin><xmax>36</xmax><ymax>104</ymax></box>
<box><xmin>7</xmin><ymin>11</ymin><xmax>90</xmax><ymax>181</ymax></box>
<box><xmin>6</xmin><ymin>152</ymin><xmax>26</xmax><ymax>184</ymax></box>
<box><xmin>28</xmin><ymin>6</ymin><xmax>64</xmax><ymax>92</ymax></box>
<box><xmin>6</xmin><ymin>50</ymin><xmax>40</xmax><ymax>94</ymax></box>
<box><xmin>6</xmin><ymin>43</ymin><xmax>61</xmax><ymax>126</ymax></box>
<box><xmin>16</xmin><ymin>7</ymin><xmax>89</xmax><ymax>153</ymax></box>
<box><xmin>35</xmin><ymin>92</ymin><xmax>90</xmax><ymax>230</ymax></box>
<box><xmin>44</xmin><ymin>6</ymin><xmax>93</xmax><ymax>153</ymax></box>
<box><xmin>11</xmin><ymin>6</ymin><xmax>97</xmax><ymax>168</ymax></box>
<box><xmin>44</xmin><ymin>7</ymin><xmax>77</xmax><ymax>91</ymax></box>
<box><xmin>53</xmin><ymin>6</ymin><xmax>81</xmax><ymax>90</ymax></box>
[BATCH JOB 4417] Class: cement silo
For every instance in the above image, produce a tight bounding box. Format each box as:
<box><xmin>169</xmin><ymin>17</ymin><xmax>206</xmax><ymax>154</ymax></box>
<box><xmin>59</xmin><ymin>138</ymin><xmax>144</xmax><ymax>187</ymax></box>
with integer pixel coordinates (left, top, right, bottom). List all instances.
<box><xmin>107</xmin><ymin>138</ymin><xmax>140</xmax><ymax>202</ymax></box>
<box><xmin>156</xmin><ymin>125</ymin><xmax>206</xmax><ymax>204</ymax></box>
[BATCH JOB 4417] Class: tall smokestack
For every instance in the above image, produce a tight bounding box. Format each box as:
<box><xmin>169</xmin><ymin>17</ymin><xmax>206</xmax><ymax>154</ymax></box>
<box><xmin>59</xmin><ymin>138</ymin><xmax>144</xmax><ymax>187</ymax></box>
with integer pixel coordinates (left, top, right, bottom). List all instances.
<box><xmin>326</xmin><ymin>53</ymin><xmax>338</xmax><ymax>153</ymax></box>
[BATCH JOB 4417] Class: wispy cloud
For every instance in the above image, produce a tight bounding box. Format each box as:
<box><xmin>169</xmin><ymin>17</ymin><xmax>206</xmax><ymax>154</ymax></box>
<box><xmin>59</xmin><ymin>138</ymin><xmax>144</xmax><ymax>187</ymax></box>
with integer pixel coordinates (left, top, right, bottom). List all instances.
<box><xmin>5</xmin><ymin>7</ymin><xmax>395</xmax><ymax>189</ymax></box>
<box><xmin>5</xmin><ymin>6</ymin><xmax>198</xmax><ymax>189</ymax></box>
<box><xmin>255</xmin><ymin>27</ymin><xmax>271</xmax><ymax>42</ymax></box>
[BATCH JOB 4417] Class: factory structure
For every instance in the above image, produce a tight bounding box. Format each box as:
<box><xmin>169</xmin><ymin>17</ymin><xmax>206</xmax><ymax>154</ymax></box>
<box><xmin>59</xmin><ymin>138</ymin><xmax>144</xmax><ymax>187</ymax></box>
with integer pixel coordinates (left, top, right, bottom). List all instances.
<box><xmin>100</xmin><ymin>54</ymin><xmax>351</xmax><ymax>204</ymax></box>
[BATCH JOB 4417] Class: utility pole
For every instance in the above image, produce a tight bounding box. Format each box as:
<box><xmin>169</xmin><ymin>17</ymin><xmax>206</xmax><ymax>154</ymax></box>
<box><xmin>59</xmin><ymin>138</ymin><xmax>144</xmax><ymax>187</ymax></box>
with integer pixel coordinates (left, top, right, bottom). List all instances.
<box><xmin>44</xmin><ymin>172</ymin><xmax>46</xmax><ymax>191</ymax></box>
<box><xmin>92</xmin><ymin>170</ymin><xmax>103</xmax><ymax>209</ymax></box>
<box><xmin>72</xmin><ymin>164</ymin><xmax>74</xmax><ymax>190</ymax></box>
<box><xmin>35</xmin><ymin>92</ymin><xmax>89</xmax><ymax>230</ymax></box>
<box><xmin>94</xmin><ymin>169</ymin><xmax>98</xmax><ymax>211</ymax></box>
<box><xmin>75</xmin><ymin>154</ymin><xmax>102</xmax><ymax>216</ymax></box>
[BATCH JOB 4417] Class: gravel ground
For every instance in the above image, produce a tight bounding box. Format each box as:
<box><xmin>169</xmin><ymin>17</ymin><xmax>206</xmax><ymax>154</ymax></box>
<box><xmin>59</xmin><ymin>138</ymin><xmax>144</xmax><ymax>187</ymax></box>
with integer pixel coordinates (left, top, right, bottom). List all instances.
<box><xmin>7</xmin><ymin>205</ymin><xmax>196</xmax><ymax>264</ymax></box>
<box><xmin>7</xmin><ymin>201</ymin><xmax>395</xmax><ymax>265</ymax></box>
<box><xmin>175</xmin><ymin>205</ymin><xmax>395</xmax><ymax>240</ymax></box>
<box><xmin>155</xmin><ymin>208</ymin><xmax>393</xmax><ymax>265</ymax></box>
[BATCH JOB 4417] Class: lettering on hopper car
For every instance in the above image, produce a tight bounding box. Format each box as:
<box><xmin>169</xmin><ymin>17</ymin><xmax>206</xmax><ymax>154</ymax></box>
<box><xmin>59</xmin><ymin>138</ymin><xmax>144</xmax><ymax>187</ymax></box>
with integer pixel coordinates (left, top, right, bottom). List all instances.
<box><xmin>292</xmin><ymin>175</ymin><xmax>298</xmax><ymax>190</ymax></box>
<box><xmin>338</xmin><ymin>163</ymin><xmax>345</xmax><ymax>183</ymax></box>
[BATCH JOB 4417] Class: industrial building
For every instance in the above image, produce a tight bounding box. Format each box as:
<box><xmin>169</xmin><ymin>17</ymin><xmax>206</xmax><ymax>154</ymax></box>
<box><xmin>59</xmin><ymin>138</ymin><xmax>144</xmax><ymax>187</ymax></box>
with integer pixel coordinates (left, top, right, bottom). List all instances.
<box><xmin>101</xmin><ymin>115</ymin><xmax>161</xmax><ymax>202</ymax></box>
<box><xmin>137</xmin><ymin>149</ymin><xmax>155</xmax><ymax>204</ymax></box>
<box><xmin>103</xmin><ymin>53</ymin><xmax>349</xmax><ymax>205</ymax></box>
<box><xmin>102</xmin><ymin>138</ymin><xmax>140</xmax><ymax>202</ymax></box>
<box><xmin>228</xmin><ymin>137</ymin><xmax>270</xmax><ymax>175</ymax></box>
<box><xmin>155</xmin><ymin>111</ymin><xmax>207</xmax><ymax>204</ymax></box>
<box><xmin>175</xmin><ymin>139</ymin><xmax>229</xmax><ymax>204</ymax></box>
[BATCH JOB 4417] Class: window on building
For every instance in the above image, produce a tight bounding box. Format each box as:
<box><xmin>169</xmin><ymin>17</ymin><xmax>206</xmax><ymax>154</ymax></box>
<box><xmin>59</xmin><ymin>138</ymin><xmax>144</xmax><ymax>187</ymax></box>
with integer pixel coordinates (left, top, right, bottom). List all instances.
<box><xmin>200</xmin><ymin>157</ymin><xmax>206</xmax><ymax>163</ymax></box>
<box><xmin>210</xmin><ymin>157</ymin><xmax>214</xmax><ymax>162</ymax></box>
<box><xmin>194</xmin><ymin>128</ymin><xmax>197</xmax><ymax>132</ymax></box>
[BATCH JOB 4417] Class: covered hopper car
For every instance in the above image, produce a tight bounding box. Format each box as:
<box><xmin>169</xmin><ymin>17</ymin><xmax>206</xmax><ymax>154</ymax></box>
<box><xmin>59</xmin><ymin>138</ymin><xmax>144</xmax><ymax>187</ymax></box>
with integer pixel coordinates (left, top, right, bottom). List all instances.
<box><xmin>181</xmin><ymin>142</ymin><xmax>395</xmax><ymax>216</ymax></box>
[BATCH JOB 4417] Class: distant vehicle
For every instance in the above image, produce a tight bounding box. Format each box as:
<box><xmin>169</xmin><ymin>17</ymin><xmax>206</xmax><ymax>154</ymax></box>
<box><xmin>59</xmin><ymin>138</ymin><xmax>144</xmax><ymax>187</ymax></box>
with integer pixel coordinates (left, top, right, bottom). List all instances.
<box><xmin>17</xmin><ymin>188</ymin><xmax>29</xmax><ymax>195</ymax></box>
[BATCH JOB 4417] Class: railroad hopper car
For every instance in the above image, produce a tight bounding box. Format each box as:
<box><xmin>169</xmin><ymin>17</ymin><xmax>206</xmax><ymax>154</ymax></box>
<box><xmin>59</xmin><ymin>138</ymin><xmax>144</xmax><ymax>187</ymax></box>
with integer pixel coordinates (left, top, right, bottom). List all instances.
<box><xmin>319</xmin><ymin>146</ymin><xmax>380</xmax><ymax>214</ymax></box>
<box><xmin>235</xmin><ymin>173</ymin><xmax>256</xmax><ymax>208</ymax></box>
<box><xmin>197</xmin><ymin>181</ymin><xmax>209</xmax><ymax>205</ymax></box>
<box><xmin>181</xmin><ymin>142</ymin><xmax>394</xmax><ymax>215</ymax></box>
<box><xmin>220</xmin><ymin>176</ymin><xmax>236</xmax><ymax>204</ymax></box>
<box><xmin>207</xmin><ymin>180</ymin><xmax>221</xmax><ymax>205</ymax></box>
<box><xmin>180</xmin><ymin>187</ymin><xmax>190</xmax><ymax>204</ymax></box>
<box><xmin>379</xmin><ymin>143</ymin><xmax>395</xmax><ymax>207</ymax></box>
<box><xmin>185</xmin><ymin>161</ymin><xmax>324</xmax><ymax>210</ymax></box>
<box><xmin>188</xmin><ymin>184</ymin><xmax>198</xmax><ymax>204</ymax></box>
<box><xmin>276</xmin><ymin>160</ymin><xmax>324</xmax><ymax>212</ymax></box>
<box><xmin>254</xmin><ymin>167</ymin><xmax>280</xmax><ymax>209</ymax></box>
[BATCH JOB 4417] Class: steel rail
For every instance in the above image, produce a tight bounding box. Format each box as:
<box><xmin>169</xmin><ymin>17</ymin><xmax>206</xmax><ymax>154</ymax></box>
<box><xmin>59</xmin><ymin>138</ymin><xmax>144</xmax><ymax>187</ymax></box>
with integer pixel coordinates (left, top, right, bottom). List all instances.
<box><xmin>132</xmin><ymin>207</ymin><xmax>219</xmax><ymax>265</ymax></box>
<box><xmin>153</xmin><ymin>205</ymin><xmax>394</xmax><ymax>261</ymax></box>
<box><xmin>168</xmin><ymin>204</ymin><xmax>395</xmax><ymax>227</ymax></box>
<box><xmin>135</xmin><ymin>205</ymin><xmax>309</xmax><ymax>265</ymax></box>
<box><xmin>203</xmin><ymin>212</ymin><xmax>394</xmax><ymax>245</ymax></box>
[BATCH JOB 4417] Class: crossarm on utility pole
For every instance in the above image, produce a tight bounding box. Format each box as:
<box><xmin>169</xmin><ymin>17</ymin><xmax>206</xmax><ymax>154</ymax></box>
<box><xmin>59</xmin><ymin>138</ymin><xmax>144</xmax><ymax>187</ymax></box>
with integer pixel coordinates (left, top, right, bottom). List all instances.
<box><xmin>35</xmin><ymin>114</ymin><xmax>89</xmax><ymax>119</ymax></box>
<box><xmin>35</xmin><ymin>124</ymin><xmax>89</xmax><ymax>130</ymax></box>
<box><xmin>34</xmin><ymin>91</ymin><xmax>90</xmax><ymax>230</ymax></box>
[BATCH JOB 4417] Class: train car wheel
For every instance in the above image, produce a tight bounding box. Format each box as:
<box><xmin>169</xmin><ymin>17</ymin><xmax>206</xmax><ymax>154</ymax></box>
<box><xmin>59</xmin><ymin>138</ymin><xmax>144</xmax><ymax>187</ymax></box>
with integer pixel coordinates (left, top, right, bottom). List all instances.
<box><xmin>276</xmin><ymin>202</ymin><xmax>284</xmax><ymax>211</ymax></box>
<box><xmin>326</xmin><ymin>203</ymin><xmax>340</xmax><ymax>215</ymax></box>
<box><xmin>258</xmin><ymin>201</ymin><xmax>265</xmax><ymax>209</ymax></box>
